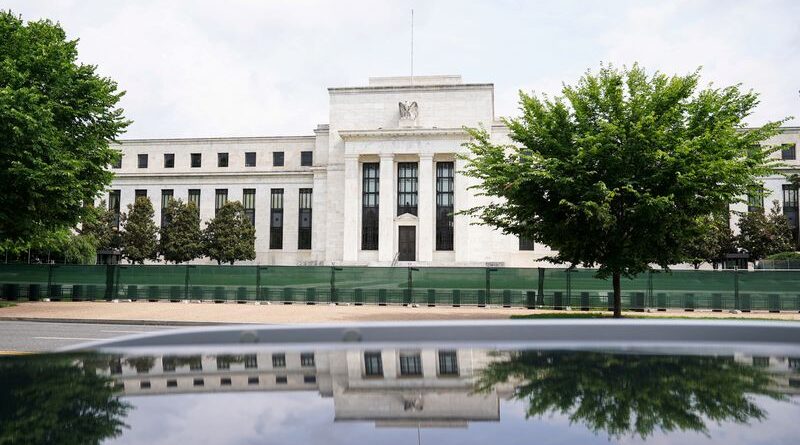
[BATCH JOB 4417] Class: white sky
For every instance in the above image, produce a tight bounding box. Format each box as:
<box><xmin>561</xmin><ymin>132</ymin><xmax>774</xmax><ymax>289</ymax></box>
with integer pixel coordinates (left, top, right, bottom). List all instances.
<box><xmin>7</xmin><ymin>0</ymin><xmax>799</xmax><ymax>139</ymax></box>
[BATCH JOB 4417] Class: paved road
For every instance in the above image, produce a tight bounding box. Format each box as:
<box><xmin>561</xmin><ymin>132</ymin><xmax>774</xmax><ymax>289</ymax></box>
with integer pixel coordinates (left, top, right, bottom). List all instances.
<box><xmin>0</xmin><ymin>321</ymin><xmax>176</xmax><ymax>353</ymax></box>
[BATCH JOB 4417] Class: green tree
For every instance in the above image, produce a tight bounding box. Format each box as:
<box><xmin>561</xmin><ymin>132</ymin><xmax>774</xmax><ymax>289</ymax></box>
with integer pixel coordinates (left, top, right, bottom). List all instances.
<box><xmin>737</xmin><ymin>200</ymin><xmax>793</xmax><ymax>264</ymax></box>
<box><xmin>461</xmin><ymin>64</ymin><xmax>785</xmax><ymax>317</ymax></box>
<box><xmin>0</xmin><ymin>354</ymin><xmax>130</xmax><ymax>444</ymax></box>
<box><xmin>203</xmin><ymin>201</ymin><xmax>256</xmax><ymax>265</ymax></box>
<box><xmin>79</xmin><ymin>200</ymin><xmax>121</xmax><ymax>252</ymax></box>
<box><xmin>0</xmin><ymin>11</ymin><xmax>128</xmax><ymax>242</ymax></box>
<box><xmin>119</xmin><ymin>197</ymin><xmax>158</xmax><ymax>264</ymax></box>
<box><xmin>477</xmin><ymin>350</ymin><xmax>784</xmax><ymax>439</ymax></box>
<box><xmin>683</xmin><ymin>213</ymin><xmax>736</xmax><ymax>269</ymax></box>
<box><xmin>159</xmin><ymin>199</ymin><xmax>203</xmax><ymax>263</ymax></box>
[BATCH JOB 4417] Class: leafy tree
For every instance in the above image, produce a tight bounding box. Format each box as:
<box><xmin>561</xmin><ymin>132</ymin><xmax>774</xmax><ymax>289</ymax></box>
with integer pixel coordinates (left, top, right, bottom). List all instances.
<box><xmin>119</xmin><ymin>197</ymin><xmax>158</xmax><ymax>264</ymax></box>
<box><xmin>683</xmin><ymin>213</ymin><xmax>736</xmax><ymax>269</ymax></box>
<box><xmin>202</xmin><ymin>201</ymin><xmax>256</xmax><ymax>265</ymax></box>
<box><xmin>0</xmin><ymin>11</ymin><xmax>128</xmax><ymax>242</ymax></box>
<box><xmin>79</xmin><ymin>200</ymin><xmax>120</xmax><ymax>251</ymax></box>
<box><xmin>159</xmin><ymin>199</ymin><xmax>203</xmax><ymax>263</ymax></box>
<box><xmin>737</xmin><ymin>200</ymin><xmax>793</xmax><ymax>264</ymax></box>
<box><xmin>461</xmin><ymin>64</ymin><xmax>784</xmax><ymax>317</ymax></box>
<box><xmin>0</xmin><ymin>354</ymin><xmax>130</xmax><ymax>444</ymax></box>
<box><xmin>477</xmin><ymin>350</ymin><xmax>784</xmax><ymax>440</ymax></box>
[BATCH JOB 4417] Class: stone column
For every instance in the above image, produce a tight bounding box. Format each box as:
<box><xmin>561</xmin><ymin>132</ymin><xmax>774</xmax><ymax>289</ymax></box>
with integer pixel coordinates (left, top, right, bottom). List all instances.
<box><xmin>378</xmin><ymin>154</ymin><xmax>395</xmax><ymax>262</ymax></box>
<box><xmin>342</xmin><ymin>154</ymin><xmax>359</xmax><ymax>262</ymax></box>
<box><xmin>454</xmin><ymin>156</ymin><xmax>470</xmax><ymax>263</ymax></box>
<box><xmin>417</xmin><ymin>154</ymin><xmax>434</xmax><ymax>262</ymax></box>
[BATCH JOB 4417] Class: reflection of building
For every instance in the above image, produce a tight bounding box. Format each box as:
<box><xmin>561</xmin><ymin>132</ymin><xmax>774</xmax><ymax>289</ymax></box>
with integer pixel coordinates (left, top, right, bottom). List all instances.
<box><xmin>98</xmin><ymin>348</ymin><xmax>513</xmax><ymax>426</ymax></box>
<box><xmin>734</xmin><ymin>354</ymin><xmax>800</xmax><ymax>395</ymax></box>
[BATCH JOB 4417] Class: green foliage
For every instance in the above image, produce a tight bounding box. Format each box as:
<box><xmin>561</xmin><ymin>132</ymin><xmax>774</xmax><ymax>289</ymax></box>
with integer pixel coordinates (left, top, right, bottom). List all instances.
<box><xmin>0</xmin><ymin>11</ymin><xmax>129</xmax><ymax>242</ymax></box>
<box><xmin>119</xmin><ymin>197</ymin><xmax>158</xmax><ymax>264</ymax></box>
<box><xmin>476</xmin><ymin>350</ymin><xmax>783</xmax><ymax>439</ymax></box>
<box><xmin>461</xmin><ymin>63</ymin><xmax>786</xmax><ymax>316</ymax></box>
<box><xmin>0</xmin><ymin>354</ymin><xmax>130</xmax><ymax>444</ymax></box>
<box><xmin>765</xmin><ymin>251</ymin><xmax>800</xmax><ymax>260</ymax></box>
<box><xmin>202</xmin><ymin>201</ymin><xmax>256</xmax><ymax>265</ymax></box>
<box><xmin>736</xmin><ymin>200</ymin><xmax>793</xmax><ymax>263</ymax></box>
<box><xmin>79</xmin><ymin>200</ymin><xmax>120</xmax><ymax>251</ymax></box>
<box><xmin>682</xmin><ymin>213</ymin><xmax>736</xmax><ymax>268</ymax></box>
<box><xmin>159</xmin><ymin>199</ymin><xmax>203</xmax><ymax>263</ymax></box>
<box><xmin>0</xmin><ymin>228</ymin><xmax>96</xmax><ymax>264</ymax></box>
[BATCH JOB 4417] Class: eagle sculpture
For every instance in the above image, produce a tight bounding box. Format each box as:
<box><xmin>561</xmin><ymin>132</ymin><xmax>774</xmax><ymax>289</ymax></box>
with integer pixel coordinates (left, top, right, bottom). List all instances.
<box><xmin>399</xmin><ymin>101</ymin><xmax>418</xmax><ymax>120</ymax></box>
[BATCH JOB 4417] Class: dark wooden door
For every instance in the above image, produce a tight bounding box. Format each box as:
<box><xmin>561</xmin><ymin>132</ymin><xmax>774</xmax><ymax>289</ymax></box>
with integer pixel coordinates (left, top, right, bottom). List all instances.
<box><xmin>398</xmin><ymin>226</ymin><xmax>416</xmax><ymax>261</ymax></box>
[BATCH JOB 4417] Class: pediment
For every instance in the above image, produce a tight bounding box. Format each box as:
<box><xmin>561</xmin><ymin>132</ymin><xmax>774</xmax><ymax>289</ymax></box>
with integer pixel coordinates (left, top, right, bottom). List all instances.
<box><xmin>396</xmin><ymin>213</ymin><xmax>418</xmax><ymax>222</ymax></box>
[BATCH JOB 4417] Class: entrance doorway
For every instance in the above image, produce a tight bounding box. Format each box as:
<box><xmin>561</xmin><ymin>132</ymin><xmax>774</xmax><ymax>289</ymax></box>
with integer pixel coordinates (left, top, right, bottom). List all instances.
<box><xmin>398</xmin><ymin>226</ymin><xmax>416</xmax><ymax>261</ymax></box>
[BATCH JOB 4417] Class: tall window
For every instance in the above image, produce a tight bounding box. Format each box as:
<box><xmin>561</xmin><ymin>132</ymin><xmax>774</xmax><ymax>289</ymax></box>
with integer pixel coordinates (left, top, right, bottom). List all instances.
<box><xmin>397</xmin><ymin>162</ymin><xmax>418</xmax><ymax>215</ymax></box>
<box><xmin>164</xmin><ymin>153</ymin><xmax>174</xmax><ymax>168</ymax></box>
<box><xmin>747</xmin><ymin>190</ymin><xmax>764</xmax><ymax>213</ymax></box>
<box><xmin>362</xmin><ymin>163</ymin><xmax>379</xmax><ymax>250</ymax></box>
<box><xmin>215</xmin><ymin>189</ymin><xmax>228</xmax><ymax>215</ymax></box>
<box><xmin>364</xmin><ymin>352</ymin><xmax>383</xmax><ymax>377</ymax></box>
<box><xmin>782</xmin><ymin>143</ymin><xmax>797</xmax><ymax>161</ymax></box>
<box><xmin>438</xmin><ymin>350</ymin><xmax>459</xmax><ymax>376</ymax></box>
<box><xmin>243</xmin><ymin>189</ymin><xmax>256</xmax><ymax>226</ymax></box>
<box><xmin>137</xmin><ymin>154</ymin><xmax>148</xmax><ymax>168</ymax></box>
<box><xmin>109</xmin><ymin>190</ymin><xmax>121</xmax><ymax>229</ymax></box>
<box><xmin>298</xmin><ymin>188</ymin><xmax>312</xmax><ymax>250</ymax></box>
<box><xmin>218</xmin><ymin>152</ymin><xmax>229</xmax><ymax>167</ymax></box>
<box><xmin>301</xmin><ymin>151</ymin><xmax>313</xmax><ymax>166</ymax></box>
<box><xmin>135</xmin><ymin>189</ymin><xmax>147</xmax><ymax>199</ymax></box>
<box><xmin>245</xmin><ymin>152</ymin><xmax>256</xmax><ymax>167</ymax></box>
<box><xmin>111</xmin><ymin>153</ymin><xmax>121</xmax><ymax>169</ymax></box>
<box><xmin>270</xmin><ymin>188</ymin><xmax>284</xmax><ymax>249</ymax></box>
<box><xmin>436</xmin><ymin>162</ymin><xmax>454</xmax><ymax>250</ymax></box>
<box><xmin>191</xmin><ymin>153</ymin><xmax>202</xmax><ymax>168</ymax></box>
<box><xmin>273</xmin><ymin>151</ymin><xmax>284</xmax><ymax>167</ymax></box>
<box><xmin>301</xmin><ymin>352</ymin><xmax>315</xmax><ymax>367</ymax></box>
<box><xmin>519</xmin><ymin>236</ymin><xmax>535</xmax><ymax>251</ymax></box>
<box><xmin>160</xmin><ymin>189</ymin><xmax>173</xmax><ymax>228</ymax></box>
<box><xmin>188</xmin><ymin>189</ymin><xmax>200</xmax><ymax>212</ymax></box>
<box><xmin>272</xmin><ymin>353</ymin><xmax>286</xmax><ymax>368</ymax></box>
<box><xmin>399</xmin><ymin>352</ymin><xmax>422</xmax><ymax>376</ymax></box>
<box><xmin>783</xmin><ymin>184</ymin><xmax>799</xmax><ymax>243</ymax></box>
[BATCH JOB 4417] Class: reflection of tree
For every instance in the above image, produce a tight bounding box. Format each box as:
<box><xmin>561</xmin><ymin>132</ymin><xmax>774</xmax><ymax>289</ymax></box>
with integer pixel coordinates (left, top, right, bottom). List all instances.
<box><xmin>477</xmin><ymin>351</ymin><xmax>785</xmax><ymax>439</ymax></box>
<box><xmin>125</xmin><ymin>356</ymin><xmax>155</xmax><ymax>373</ymax></box>
<box><xmin>0</xmin><ymin>354</ymin><xmax>130</xmax><ymax>445</ymax></box>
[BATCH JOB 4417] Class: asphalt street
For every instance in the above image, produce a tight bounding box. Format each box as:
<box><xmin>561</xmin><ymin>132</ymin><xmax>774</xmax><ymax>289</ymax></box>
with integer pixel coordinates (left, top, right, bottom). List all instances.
<box><xmin>0</xmin><ymin>321</ymin><xmax>176</xmax><ymax>353</ymax></box>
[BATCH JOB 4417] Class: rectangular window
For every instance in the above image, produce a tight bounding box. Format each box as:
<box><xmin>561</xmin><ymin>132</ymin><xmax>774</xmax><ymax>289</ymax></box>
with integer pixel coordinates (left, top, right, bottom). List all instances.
<box><xmin>397</xmin><ymin>162</ymin><xmax>418</xmax><ymax>216</ymax></box>
<box><xmin>162</xmin><ymin>357</ymin><xmax>176</xmax><ymax>372</ymax></box>
<box><xmin>438</xmin><ymin>350</ymin><xmax>459</xmax><ymax>375</ymax></box>
<box><xmin>245</xmin><ymin>152</ymin><xmax>256</xmax><ymax>167</ymax></box>
<box><xmin>436</xmin><ymin>162</ymin><xmax>454</xmax><ymax>251</ymax></box>
<box><xmin>782</xmin><ymin>143</ymin><xmax>796</xmax><ymax>161</ymax></box>
<box><xmin>166</xmin><ymin>379</ymin><xmax>177</xmax><ymax>388</ymax></box>
<box><xmin>273</xmin><ymin>151</ymin><xmax>284</xmax><ymax>167</ymax></box>
<box><xmin>301</xmin><ymin>151</ymin><xmax>313</xmax><ymax>166</ymax></box>
<box><xmin>243</xmin><ymin>189</ymin><xmax>256</xmax><ymax>226</ymax></box>
<box><xmin>218</xmin><ymin>152</ymin><xmax>229</xmax><ymax>167</ymax></box>
<box><xmin>137</xmin><ymin>153</ymin><xmax>148</xmax><ymax>168</ymax></box>
<box><xmin>364</xmin><ymin>352</ymin><xmax>383</xmax><ymax>377</ymax></box>
<box><xmin>221</xmin><ymin>378</ymin><xmax>232</xmax><ymax>386</ymax></box>
<box><xmin>248</xmin><ymin>376</ymin><xmax>259</xmax><ymax>385</ymax></box>
<box><xmin>752</xmin><ymin>356</ymin><xmax>770</xmax><ymax>367</ymax></box>
<box><xmin>215</xmin><ymin>189</ymin><xmax>228</xmax><ymax>215</ymax></box>
<box><xmin>276</xmin><ymin>375</ymin><xmax>288</xmax><ymax>384</ymax></box>
<box><xmin>216</xmin><ymin>356</ymin><xmax>230</xmax><ymax>370</ymax></box>
<box><xmin>140</xmin><ymin>381</ymin><xmax>151</xmax><ymax>389</ymax></box>
<box><xmin>303</xmin><ymin>375</ymin><xmax>316</xmax><ymax>384</ymax></box>
<box><xmin>298</xmin><ymin>188</ymin><xmax>312</xmax><ymax>250</ymax></box>
<box><xmin>164</xmin><ymin>153</ymin><xmax>174</xmax><ymax>168</ymax></box>
<box><xmin>109</xmin><ymin>190</ymin><xmax>121</xmax><ymax>229</ymax></box>
<box><xmin>111</xmin><ymin>152</ymin><xmax>121</xmax><ymax>169</ymax></box>
<box><xmin>300</xmin><ymin>353</ymin><xmax>315</xmax><ymax>367</ymax></box>
<box><xmin>135</xmin><ymin>189</ymin><xmax>147</xmax><ymax>199</ymax></box>
<box><xmin>272</xmin><ymin>353</ymin><xmax>286</xmax><ymax>368</ymax></box>
<box><xmin>191</xmin><ymin>153</ymin><xmax>202</xmax><ymax>168</ymax></box>
<box><xmin>270</xmin><ymin>188</ymin><xmax>284</xmax><ymax>249</ymax></box>
<box><xmin>399</xmin><ymin>352</ymin><xmax>422</xmax><ymax>376</ymax></box>
<box><xmin>193</xmin><ymin>378</ymin><xmax>204</xmax><ymax>387</ymax></box>
<box><xmin>519</xmin><ymin>236</ymin><xmax>536</xmax><ymax>251</ymax></box>
<box><xmin>362</xmin><ymin>163</ymin><xmax>379</xmax><ymax>250</ymax></box>
<box><xmin>161</xmin><ymin>189</ymin><xmax>173</xmax><ymax>228</ymax></box>
<box><xmin>783</xmin><ymin>184</ymin><xmax>799</xmax><ymax>243</ymax></box>
<box><xmin>244</xmin><ymin>354</ymin><xmax>258</xmax><ymax>369</ymax></box>
<box><xmin>188</xmin><ymin>189</ymin><xmax>201</xmax><ymax>212</ymax></box>
<box><xmin>747</xmin><ymin>190</ymin><xmax>764</xmax><ymax>213</ymax></box>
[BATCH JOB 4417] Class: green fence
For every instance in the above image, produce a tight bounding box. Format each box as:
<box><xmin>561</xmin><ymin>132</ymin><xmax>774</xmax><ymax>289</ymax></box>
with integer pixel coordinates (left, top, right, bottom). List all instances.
<box><xmin>1</xmin><ymin>264</ymin><xmax>800</xmax><ymax>312</ymax></box>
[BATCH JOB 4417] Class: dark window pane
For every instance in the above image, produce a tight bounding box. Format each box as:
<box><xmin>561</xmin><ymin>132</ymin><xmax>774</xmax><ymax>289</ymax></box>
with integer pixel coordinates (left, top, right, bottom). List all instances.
<box><xmin>299</xmin><ymin>188</ymin><xmax>312</xmax><ymax>249</ymax></box>
<box><xmin>191</xmin><ymin>153</ymin><xmax>202</xmax><ymax>168</ymax></box>
<box><xmin>364</xmin><ymin>352</ymin><xmax>383</xmax><ymax>377</ymax></box>
<box><xmin>397</xmin><ymin>162</ymin><xmax>418</xmax><ymax>216</ymax></box>
<box><xmin>164</xmin><ymin>153</ymin><xmax>174</xmax><ymax>168</ymax></box>
<box><xmin>160</xmin><ymin>189</ymin><xmax>173</xmax><ymax>228</ymax></box>
<box><xmin>272</xmin><ymin>353</ymin><xmax>286</xmax><ymax>368</ymax></box>
<box><xmin>215</xmin><ymin>189</ymin><xmax>228</xmax><ymax>215</ymax></box>
<box><xmin>362</xmin><ymin>163</ymin><xmax>380</xmax><ymax>250</ymax></box>
<box><xmin>244</xmin><ymin>354</ymin><xmax>257</xmax><ymax>369</ymax></box>
<box><xmin>438</xmin><ymin>350</ymin><xmax>459</xmax><ymax>375</ymax></box>
<box><xmin>276</xmin><ymin>375</ymin><xmax>288</xmax><ymax>384</ymax></box>
<box><xmin>303</xmin><ymin>375</ymin><xmax>316</xmax><ymax>384</ymax></box>
<box><xmin>137</xmin><ymin>154</ymin><xmax>148</xmax><ymax>168</ymax></box>
<box><xmin>399</xmin><ymin>352</ymin><xmax>422</xmax><ymax>376</ymax></box>
<box><xmin>436</xmin><ymin>162</ymin><xmax>454</xmax><ymax>250</ymax></box>
<box><xmin>782</xmin><ymin>143</ymin><xmax>796</xmax><ymax>161</ymax></box>
<box><xmin>218</xmin><ymin>152</ymin><xmax>229</xmax><ymax>167</ymax></box>
<box><xmin>243</xmin><ymin>189</ymin><xmax>256</xmax><ymax>226</ymax></box>
<box><xmin>167</xmin><ymin>380</ymin><xmax>177</xmax><ymax>388</ymax></box>
<box><xmin>188</xmin><ymin>189</ymin><xmax>201</xmax><ymax>212</ymax></box>
<box><xmin>245</xmin><ymin>152</ymin><xmax>256</xmax><ymax>167</ymax></box>
<box><xmin>111</xmin><ymin>152</ymin><xmax>121</xmax><ymax>169</ymax></box>
<box><xmin>519</xmin><ymin>236</ymin><xmax>535</xmax><ymax>251</ymax></box>
<box><xmin>273</xmin><ymin>151</ymin><xmax>284</xmax><ymax>167</ymax></box>
<box><xmin>301</xmin><ymin>151</ymin><xmax>313</xmax><ymax>166</ymax></box>
<box><xmin>301</xmin><ymin>353</ymin><xmax>315</xmax><ymax>367</ymax></box>
<box><xmin>135</xmin><ymin>189</ymin><xmax>147</xmax><ymax>199</ymax></box>
<box><xmin>109</xmin><ymin>190</ymin><xmax>121</xmax><ymax>229</ymax></box>
<box><xmin>270</xmin><ymin>189</ymin><xmax>284</xmax><ymax>249</ymax></box>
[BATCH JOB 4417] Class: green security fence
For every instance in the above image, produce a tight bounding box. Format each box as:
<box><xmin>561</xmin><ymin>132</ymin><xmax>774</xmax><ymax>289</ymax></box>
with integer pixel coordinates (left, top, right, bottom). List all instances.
<box><xmin>1</xmin><ymin>264</ymin><xmax>800</xmax><ymax>312</ymax></box>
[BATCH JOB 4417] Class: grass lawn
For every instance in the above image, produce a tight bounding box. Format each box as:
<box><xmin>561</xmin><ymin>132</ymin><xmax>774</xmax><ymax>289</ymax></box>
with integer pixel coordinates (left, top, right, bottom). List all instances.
<box><xmin>510</xmin><ymin>312</ymin><xmax>797</xmax><ymax>321</ymax></box>
<box><xmin>0</xmin><ymin>301</ymin><xmax>16</xmax><ymax>308</ymax></box>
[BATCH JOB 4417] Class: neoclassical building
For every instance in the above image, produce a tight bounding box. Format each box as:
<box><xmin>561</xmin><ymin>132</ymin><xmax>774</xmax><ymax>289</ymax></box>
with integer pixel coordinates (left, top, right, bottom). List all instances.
<box><xmin>107</xmin><ymin>75</ymin><xmax>800</xmax><ymax>267</ymax></box>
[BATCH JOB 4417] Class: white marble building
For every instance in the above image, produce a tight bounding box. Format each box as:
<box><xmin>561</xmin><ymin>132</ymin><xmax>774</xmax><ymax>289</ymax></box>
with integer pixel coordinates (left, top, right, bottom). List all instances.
<box><xmin>107</xmin><ymin>75</ymin><xmax>800</xmax><ymax>267</ymax></box>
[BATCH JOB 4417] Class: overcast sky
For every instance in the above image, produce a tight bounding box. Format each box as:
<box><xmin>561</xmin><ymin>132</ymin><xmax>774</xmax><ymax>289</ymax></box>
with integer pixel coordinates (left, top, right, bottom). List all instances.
<box><xmin>7</xmin><ymin>0</ymin><xmax>799</xmax><ymax>139</ymax></box>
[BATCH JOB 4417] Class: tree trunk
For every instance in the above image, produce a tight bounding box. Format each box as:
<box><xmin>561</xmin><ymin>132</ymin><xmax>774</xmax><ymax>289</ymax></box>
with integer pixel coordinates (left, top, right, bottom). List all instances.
<box><xmin>612</xmin><ymin>271</ymin><xmax>622</xmax><ymax>318</ymax></box>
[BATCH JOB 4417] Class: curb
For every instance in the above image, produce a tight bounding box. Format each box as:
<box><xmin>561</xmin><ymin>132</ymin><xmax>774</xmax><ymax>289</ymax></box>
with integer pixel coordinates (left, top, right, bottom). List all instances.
<box><xmin>0</xmin><ymin>317</ymin><xmax>252</xmax><ymax>326</ymax></box>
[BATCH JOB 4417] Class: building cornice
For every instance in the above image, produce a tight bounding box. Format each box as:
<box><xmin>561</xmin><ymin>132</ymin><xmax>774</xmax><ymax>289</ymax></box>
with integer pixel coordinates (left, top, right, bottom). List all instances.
<box><xmin>116</xmin><ymin>135</ymin><xmax>315</xmax><ymax>145</ymax></box>
<box><xmin>338</xmin><ymin>127</ymin><xmax>469</xmax><ymax>141</ymax></box>
<box><xmin>111</xmin><ymin>170</ymin><xmax>314</xmax><ymax>179</ymax></box>
<box><xmin>328</xmin><ymin>83</ymin><xmax>493</xmax><ymax>94</ymax></box>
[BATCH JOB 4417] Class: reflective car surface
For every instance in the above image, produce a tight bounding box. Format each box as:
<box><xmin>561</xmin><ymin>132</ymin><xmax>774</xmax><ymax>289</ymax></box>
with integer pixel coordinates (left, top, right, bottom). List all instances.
<box><xmin>1</xmin><ymin>321</ymin><xmax>799</xmax><ymax>444</ymax></box>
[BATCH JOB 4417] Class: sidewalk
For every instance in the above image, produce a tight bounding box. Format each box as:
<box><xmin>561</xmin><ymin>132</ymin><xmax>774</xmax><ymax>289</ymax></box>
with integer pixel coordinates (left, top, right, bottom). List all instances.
<box><xmin>1</xmin><ymin>301</ymin><xmax>799</xmax><ymax>325</ymax></box>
